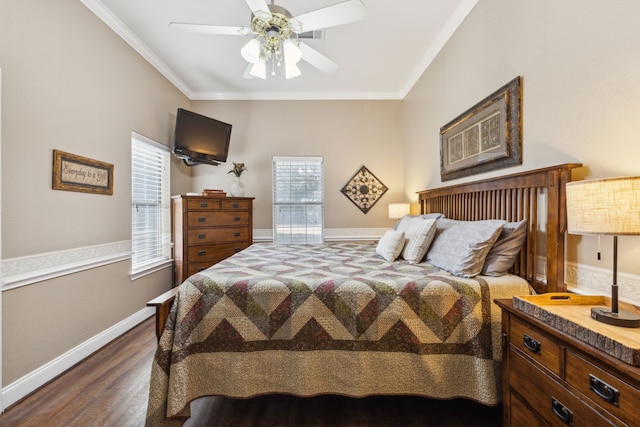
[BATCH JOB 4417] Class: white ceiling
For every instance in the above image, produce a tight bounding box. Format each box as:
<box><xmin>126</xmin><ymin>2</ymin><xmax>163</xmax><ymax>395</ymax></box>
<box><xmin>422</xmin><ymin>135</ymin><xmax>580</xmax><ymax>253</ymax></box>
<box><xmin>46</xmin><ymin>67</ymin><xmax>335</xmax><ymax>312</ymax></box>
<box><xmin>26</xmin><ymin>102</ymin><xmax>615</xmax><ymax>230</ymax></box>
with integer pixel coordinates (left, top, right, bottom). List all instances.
<box><xmin>82</xmin><ymin>0</ymin><xmax>478</xmax><ymax>101</ymax></box>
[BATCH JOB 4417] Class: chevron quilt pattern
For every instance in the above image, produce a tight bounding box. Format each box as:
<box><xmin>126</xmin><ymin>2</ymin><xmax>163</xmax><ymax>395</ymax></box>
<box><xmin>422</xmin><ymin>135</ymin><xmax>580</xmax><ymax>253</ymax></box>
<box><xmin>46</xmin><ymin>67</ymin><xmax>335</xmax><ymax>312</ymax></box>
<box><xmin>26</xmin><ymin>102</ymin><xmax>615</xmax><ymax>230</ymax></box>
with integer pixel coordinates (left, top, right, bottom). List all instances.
<box><xmin>147</xmin><ymin>243</ymin><xmax>531</xmax><ymax>426</ymax></box>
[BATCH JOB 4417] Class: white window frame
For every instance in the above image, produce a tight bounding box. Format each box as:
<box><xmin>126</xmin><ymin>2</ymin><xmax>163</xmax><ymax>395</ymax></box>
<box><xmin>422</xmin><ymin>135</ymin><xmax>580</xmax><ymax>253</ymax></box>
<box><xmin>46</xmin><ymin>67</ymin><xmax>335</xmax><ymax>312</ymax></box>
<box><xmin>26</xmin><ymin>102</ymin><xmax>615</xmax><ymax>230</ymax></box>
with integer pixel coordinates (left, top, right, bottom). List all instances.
<box><xmin>272</xmin><ymin>156</ymin><xmax>324</xmax><ymax>244</ymax></box>
<box><xmin>131</xmin><ymin>132</ymin><xmax>172</xmax><ymax>280</ymax></box>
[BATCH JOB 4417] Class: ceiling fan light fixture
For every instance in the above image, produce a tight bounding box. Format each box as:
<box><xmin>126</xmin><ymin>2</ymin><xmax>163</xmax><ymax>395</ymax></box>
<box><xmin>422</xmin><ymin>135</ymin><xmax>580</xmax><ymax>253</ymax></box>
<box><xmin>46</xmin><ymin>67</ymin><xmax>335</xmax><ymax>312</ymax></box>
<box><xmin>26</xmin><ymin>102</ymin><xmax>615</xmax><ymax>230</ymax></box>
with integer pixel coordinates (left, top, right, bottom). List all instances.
<box><xmin>249</xmin><ymin>61</ymin><xmax>267</xmax><ymax>79</ymax></box>
<box><xmin>241</xmin><ymin>38</ymin><xmax>261</xmax><ymax>63</ymax></box>
<box><xmin>175</xmin><ymin>0</ymin><xmax>367</xmax><ymax>81</ymax></box>
<box><xmin>283</xmin><ymin>39</ymin><xmax>302</xmax><ymax>64</ymax></box>
<box><xmin>285</xmin><ymin>61</ymin><xmax>301</xmax><ymax>79</ymax></box>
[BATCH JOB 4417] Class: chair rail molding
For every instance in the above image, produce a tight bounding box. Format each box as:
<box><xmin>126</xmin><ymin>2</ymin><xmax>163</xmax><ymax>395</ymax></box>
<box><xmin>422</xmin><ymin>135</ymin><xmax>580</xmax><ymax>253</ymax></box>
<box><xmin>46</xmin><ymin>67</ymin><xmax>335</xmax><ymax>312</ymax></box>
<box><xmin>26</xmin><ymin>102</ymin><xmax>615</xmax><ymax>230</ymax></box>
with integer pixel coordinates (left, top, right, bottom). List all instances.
<box><xmin>566</xmin><ymin>261</ymin><xmax>640</xmax><ymax>306</ymax></box>
<box><xmin>2</xmin><ymin>241</ymin><xmax>132</xmax><ymax>291</ymax></box>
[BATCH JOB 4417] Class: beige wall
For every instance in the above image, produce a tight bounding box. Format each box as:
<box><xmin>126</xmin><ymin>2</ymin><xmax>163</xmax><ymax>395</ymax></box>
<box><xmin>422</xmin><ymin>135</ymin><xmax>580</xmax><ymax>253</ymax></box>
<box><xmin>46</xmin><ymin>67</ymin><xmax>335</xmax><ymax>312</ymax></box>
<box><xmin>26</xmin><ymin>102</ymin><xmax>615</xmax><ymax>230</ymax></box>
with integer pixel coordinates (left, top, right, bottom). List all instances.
<box><xmin>403</xmin><ymin>0</ymin><xmax>640</xmax><ymax>287</ymax></box>
<box><xmin>188</xmin><ymin>100</ymin><xmax>404</xmax><ymax>232</ymax></box>
<box><xmin>0</xmin><ymin>1</ymin><xmax>191</xmax><ymax>385</ymax></box>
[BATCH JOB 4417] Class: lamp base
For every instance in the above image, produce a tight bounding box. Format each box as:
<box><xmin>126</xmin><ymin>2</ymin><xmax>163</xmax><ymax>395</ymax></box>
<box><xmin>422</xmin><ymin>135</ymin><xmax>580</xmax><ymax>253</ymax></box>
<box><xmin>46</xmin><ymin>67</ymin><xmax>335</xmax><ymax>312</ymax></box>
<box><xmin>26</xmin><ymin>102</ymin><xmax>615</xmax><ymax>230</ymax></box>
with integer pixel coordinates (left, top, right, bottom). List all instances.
<box><xmin>591</xmin><ymin>307</ymin><xmax>640</xmax><ymax>328</ymax></box>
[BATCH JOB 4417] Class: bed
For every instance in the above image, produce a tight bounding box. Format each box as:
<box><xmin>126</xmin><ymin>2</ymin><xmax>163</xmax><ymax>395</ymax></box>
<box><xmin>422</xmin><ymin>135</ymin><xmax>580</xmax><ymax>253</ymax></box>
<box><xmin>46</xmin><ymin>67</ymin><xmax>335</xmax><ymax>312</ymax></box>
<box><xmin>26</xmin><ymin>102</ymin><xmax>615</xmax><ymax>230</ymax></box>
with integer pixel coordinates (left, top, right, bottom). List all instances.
<box><xmin>146</xmin><ymin>164</ymin><xmax>582</xmax><ymax>426</ymax></box>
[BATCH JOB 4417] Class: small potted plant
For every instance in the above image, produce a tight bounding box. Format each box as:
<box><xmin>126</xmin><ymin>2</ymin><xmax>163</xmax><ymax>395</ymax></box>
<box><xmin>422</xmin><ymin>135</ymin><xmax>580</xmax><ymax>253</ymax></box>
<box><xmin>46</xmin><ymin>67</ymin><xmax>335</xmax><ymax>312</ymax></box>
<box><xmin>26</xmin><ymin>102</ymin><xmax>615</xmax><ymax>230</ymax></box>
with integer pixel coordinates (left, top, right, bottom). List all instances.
<box><xmin>228</xmin><ymin>162</ymin><xmax>247</xmax><ymax>196</ymax></box>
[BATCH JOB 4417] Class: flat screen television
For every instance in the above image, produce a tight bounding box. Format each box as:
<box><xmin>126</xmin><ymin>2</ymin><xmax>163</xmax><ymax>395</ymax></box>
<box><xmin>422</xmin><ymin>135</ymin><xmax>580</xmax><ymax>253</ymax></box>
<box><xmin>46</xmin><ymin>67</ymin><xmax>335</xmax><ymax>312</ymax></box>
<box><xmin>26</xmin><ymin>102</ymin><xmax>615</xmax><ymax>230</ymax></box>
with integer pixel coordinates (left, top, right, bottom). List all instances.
<box><xmin>172</xmin><ymin>108</ymin><xmax>232</xmax><ymax>166</ymax></box>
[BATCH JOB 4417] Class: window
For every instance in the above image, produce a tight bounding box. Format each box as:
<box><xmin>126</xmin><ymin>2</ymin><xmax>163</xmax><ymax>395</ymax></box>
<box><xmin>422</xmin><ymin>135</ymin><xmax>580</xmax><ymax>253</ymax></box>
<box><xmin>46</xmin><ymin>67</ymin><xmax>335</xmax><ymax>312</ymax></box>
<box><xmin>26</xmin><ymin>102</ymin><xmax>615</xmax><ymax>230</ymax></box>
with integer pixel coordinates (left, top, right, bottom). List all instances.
<box><xmin>273</xmin><ymin>156</ymin><xmax>324</xmax><ymax>243</ymax></box>
<box><xmin>131</xmin><ymin>132</ymin><xmax>171</xmax><ymax>278</ymax></box>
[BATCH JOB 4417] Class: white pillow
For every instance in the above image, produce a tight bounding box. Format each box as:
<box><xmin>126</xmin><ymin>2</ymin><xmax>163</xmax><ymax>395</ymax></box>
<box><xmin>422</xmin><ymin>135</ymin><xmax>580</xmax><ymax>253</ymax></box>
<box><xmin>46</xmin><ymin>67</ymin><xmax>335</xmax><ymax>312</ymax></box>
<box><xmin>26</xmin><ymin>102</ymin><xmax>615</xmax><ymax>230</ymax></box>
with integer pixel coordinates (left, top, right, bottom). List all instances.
<box><xmin>393</xmin><ymin>213</ymin><xmax>443</xmax><ymax>230</ymax></box>
<box><xmin>376</xmin><ymin>230</ymin><xmax>406</xmax><ymax>262</ymax></box>
<box><xmin>397</xmin><ymin>217</ymin><xmax>437</xmax><ymax>264</ymax></box>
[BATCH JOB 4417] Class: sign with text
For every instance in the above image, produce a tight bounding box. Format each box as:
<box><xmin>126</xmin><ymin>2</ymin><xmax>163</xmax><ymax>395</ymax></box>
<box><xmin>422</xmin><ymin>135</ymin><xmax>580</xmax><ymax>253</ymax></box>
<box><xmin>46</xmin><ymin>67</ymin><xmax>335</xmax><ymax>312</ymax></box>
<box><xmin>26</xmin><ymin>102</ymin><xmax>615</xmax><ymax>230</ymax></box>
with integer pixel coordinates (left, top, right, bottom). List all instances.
<box><xmin>52</xmin><ymin>150</ymin><xmax>113</xmax><ymax>195</ymax></box>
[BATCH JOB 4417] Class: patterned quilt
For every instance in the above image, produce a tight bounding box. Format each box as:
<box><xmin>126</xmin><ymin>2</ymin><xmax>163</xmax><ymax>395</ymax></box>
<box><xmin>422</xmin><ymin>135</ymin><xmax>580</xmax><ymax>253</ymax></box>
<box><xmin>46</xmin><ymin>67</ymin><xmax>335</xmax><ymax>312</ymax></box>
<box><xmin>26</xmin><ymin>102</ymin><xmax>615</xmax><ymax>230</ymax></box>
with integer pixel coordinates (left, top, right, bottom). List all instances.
<box><xmin>146</xmin><ymin>243</ymin><xmax>530</xmax><ymax>426</ymax></box>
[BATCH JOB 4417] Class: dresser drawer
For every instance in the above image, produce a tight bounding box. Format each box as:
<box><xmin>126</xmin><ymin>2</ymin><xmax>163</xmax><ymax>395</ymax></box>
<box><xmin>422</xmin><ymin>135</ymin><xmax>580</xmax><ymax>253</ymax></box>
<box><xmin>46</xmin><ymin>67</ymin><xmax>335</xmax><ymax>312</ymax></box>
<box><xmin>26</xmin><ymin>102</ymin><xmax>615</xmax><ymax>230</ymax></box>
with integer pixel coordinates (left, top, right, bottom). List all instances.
<box><xmin>566</xmin><ymin>350</ymin><xmax>640</xmax><ymax>426</ymax></box>
<box><xmin>510</xmin><ymin>349</ymin><xmax>617</xmax><ymax>426</ymax></box>
<box><xmin>187</xmin><ymin>261</ymin><xmax>217</xmax><ymax>277</ymax></box>
<box><xmin>187</xmin><ymin>211</ymin><xmax>250</xmax><ymax>227</ymax></box>
<box><xmin>186</xmin><ymin>199</ymin><xmax>222</xmax><ymax>210</ymax></box>
<box><xmin>510</xmin><ymin>392</ymin><xmax>549</xmax><ymax>427</ymax></box>
<box><xmin>187</xmin><ymin>227</ymin><xmax>250</xmax><ymax>244</ymax></box>
<box><xmin>221</xmin><ymin>199</ymin><xmax>251</xmax><ymax>210</ymax></box>
<box><xmin>509</xmin><ymin>316</ymin><xmax>563</xmax><ymax>377</ymax></box>
<box><xmin>187</xmin><ymin>243</ymin><xmax>249</xmax><ymax>262</ymax></box>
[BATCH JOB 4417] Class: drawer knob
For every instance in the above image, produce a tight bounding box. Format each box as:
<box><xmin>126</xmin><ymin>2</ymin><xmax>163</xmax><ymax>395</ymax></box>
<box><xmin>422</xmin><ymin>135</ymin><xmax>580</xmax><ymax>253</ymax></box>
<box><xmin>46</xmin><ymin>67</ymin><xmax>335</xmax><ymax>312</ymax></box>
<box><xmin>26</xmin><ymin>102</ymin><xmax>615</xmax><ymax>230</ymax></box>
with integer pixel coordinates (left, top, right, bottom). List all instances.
<box><xmin>234</xmin><ymin>232</ymin><xmax>241</xmax><ymax>237</ymax></box>
<box><xmin>589</xmin><ymin>374</ymin><xmax>619</xmax><ymax>407</ymax></box>
<box><xmin>234</xmin><ymin>247</ymin><xmax>242</xmax><ymax>253</ymax></box>
<box><xmin>197</xmin><ymin>250</ymin><xmax>207</xmax><ymax>256</ymax></box>
<box><xmin>551</xmin><ymin>397</ymin><xmax>573</xmax><ymax>425</ymax></box>
<box><xmin>234</xmin><ymin>216</ymin><xmax>241</xmax><ymax>221</ymax></box>
<box><xmin>198</xmin><ymin>217</ymin><xmax>206</xmax><ymax>222</ymax></box>
<box><xmin>198</xmin><ymin>233</ymin><xmax>206</xmax><ymax>239</ymax></box>
<box><xmin>200</xmin><ymin>202</ymin><xmax>209</xmax><ymax>208</ymax></box>
<box><xmin>232</xmin><ymin>203</ymin><xmax>239</xmax><ymax>208</ymax></box>
<box><xmin>523</xmin><ymin>334</ymin><xmax>541</xmax><ymax>354</ymax></box>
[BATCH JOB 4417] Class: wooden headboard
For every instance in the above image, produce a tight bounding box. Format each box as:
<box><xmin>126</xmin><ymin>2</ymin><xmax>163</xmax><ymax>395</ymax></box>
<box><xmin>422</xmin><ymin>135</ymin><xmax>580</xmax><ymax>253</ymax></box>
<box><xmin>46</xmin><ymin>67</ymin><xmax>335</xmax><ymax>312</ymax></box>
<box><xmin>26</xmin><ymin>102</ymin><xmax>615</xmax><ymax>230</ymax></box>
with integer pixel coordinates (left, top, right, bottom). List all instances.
<box><xmin>418</xmin><ymin>164</ymin><xmax>583</xmax><ymax>294</ymax></box>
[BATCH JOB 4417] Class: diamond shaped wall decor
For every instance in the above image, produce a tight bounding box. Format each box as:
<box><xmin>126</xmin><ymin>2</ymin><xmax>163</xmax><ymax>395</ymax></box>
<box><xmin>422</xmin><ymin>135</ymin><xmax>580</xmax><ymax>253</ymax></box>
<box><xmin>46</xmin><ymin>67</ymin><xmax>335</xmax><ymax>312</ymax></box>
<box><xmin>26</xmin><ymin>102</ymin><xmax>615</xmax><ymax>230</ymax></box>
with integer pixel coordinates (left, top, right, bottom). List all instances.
<box><xmin>341</xmin><ymin>166</ymin><xmax>388</xmax><ymax>214</ymax></box>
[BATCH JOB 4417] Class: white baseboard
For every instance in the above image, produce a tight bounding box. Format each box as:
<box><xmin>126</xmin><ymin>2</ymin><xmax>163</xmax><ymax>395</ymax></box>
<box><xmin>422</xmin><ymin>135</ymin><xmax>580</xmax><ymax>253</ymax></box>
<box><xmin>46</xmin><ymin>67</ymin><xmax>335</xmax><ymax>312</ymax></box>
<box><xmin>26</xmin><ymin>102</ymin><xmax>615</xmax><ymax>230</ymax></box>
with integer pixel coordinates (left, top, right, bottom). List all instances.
<box><xmin>1</xmin><ymin>306</ymin><xmax>154</xmax><ymax>410</ymax></box>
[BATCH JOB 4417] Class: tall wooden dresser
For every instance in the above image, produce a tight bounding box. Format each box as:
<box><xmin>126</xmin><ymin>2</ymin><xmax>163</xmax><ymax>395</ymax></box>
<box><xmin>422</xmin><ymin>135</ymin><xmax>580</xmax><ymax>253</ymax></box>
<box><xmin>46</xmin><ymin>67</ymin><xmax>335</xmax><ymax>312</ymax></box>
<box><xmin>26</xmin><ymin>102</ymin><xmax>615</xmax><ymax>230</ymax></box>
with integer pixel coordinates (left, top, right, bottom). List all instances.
<box><xmin>172</xmin><ymin>195</ymin><xmax>254</xmax><ymax>286</ymax></box>
<box><xmin>496</xmin><ymin>298</ymin><xmax>640</xmax><ymax>427</ymax></box>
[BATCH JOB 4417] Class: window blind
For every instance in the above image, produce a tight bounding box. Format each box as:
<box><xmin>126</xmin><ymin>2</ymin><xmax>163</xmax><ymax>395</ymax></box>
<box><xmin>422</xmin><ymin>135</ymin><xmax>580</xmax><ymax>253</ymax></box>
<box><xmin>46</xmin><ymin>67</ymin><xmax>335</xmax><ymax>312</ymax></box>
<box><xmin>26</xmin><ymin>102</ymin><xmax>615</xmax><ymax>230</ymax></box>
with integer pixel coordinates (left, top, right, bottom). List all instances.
<box><xmin>272</xmin><ymin>156</ymin><xmax>324</xmax><ymax>244</ymax></box>
<box><xmin>131</xmin><ymin>132</ymin><xmax>171</xmax><ymax>275</ymax></box>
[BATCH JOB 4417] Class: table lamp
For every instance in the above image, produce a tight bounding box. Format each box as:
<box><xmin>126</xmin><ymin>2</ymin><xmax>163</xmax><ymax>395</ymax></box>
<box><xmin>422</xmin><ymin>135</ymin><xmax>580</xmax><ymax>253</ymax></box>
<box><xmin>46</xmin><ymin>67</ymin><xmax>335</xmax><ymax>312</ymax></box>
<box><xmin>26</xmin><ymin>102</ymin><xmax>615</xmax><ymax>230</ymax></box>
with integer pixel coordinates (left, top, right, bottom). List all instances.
<box><xmin>388</xmin><ymin>203</ymin><xmax>410</xmax><ymax>222</ymax></box>
<box><xmin>566</xmin><ymin>176</ymin><xmax>640</xmax><ymax>327</ymax></box>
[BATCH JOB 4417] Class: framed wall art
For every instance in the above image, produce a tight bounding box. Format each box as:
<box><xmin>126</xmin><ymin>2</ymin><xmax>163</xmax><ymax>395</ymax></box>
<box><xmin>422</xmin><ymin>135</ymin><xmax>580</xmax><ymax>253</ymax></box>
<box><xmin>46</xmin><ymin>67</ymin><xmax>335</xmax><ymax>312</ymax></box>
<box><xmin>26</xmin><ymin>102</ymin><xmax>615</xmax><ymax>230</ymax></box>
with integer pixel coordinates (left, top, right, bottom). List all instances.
<box><xmin>52</xmin><ymin>149</ymin><xmax>114</xmax><ymax>195</ymax></box>
<box><xmin>340</xmin><ymin>165</ymin><xmax>388</xmax><ymax>214</ymax></box>
<box><xmin>439</xmin><ymin>76</ymin><xmax>522</xmax><ymax>181</ymax></box>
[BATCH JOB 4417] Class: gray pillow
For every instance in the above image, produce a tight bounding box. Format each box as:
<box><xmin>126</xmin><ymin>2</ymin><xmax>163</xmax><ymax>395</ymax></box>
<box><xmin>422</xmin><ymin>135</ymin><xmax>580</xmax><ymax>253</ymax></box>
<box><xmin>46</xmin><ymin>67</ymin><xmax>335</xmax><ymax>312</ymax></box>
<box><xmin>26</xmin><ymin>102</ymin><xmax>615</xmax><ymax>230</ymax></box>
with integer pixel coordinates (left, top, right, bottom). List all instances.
<box><xmin>426</xmin><ymin>219</ymin><xmax>506</xmax><ymax>277</ymax></box>
<box><xmin>481</xmin><ymin>219</ymin><xmax>528</xmax><ymax>276</ymax></box>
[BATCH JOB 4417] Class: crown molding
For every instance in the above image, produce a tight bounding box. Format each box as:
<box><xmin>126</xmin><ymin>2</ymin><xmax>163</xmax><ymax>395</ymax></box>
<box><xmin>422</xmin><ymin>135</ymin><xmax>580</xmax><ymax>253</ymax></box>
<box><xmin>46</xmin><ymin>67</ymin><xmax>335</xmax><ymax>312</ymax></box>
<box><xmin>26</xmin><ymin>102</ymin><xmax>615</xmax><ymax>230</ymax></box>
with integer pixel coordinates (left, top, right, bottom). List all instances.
<box><xmin>81</xmin><ymin>0</ymin><xmax>477</xmax><ymax>101</ymax></box>
<box><xmin>400</xmin><ymin>0</ymin><xmax>479</xmax><ymax>98</ymax></box>
<box><xmin>80</xmin><ymin>0</ymin><xmax>194</xmax><ymax>99</ymax></box>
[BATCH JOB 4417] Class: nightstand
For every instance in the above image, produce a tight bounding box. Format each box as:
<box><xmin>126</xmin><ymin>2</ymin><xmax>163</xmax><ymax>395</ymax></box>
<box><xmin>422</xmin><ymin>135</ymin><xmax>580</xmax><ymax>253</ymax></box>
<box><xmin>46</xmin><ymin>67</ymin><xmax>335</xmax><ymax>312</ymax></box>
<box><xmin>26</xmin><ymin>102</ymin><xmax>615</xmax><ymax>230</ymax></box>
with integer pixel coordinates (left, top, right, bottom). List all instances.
<box><xmin>495</xmin><ymin>298</ymin><xmax>640</xmax><ymax>426</ymax></box>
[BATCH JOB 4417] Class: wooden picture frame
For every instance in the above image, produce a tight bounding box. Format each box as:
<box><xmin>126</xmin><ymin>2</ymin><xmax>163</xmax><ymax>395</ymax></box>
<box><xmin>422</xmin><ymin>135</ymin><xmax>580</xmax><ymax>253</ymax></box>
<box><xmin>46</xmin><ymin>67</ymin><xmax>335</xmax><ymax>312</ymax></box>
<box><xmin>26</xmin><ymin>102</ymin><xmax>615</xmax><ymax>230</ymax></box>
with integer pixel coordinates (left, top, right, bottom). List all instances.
<box><xmin>439</xmin><ymin>76</ymin><xmax>522</xmax><ymax>181</ymax></box>
<box><xmin>52</xmin><ymin>150</ymin><xmax>114</xmax><ymax>195</ymax></box>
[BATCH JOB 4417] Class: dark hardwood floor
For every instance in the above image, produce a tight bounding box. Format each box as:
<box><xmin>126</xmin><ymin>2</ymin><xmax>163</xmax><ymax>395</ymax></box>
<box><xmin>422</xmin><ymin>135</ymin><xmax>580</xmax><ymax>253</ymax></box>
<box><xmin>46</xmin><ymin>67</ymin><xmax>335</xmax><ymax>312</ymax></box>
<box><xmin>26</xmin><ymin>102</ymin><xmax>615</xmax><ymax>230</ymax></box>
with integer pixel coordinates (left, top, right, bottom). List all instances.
<box><xmin>0</xmin><ymin>317</ymin><xmax>502</xmax><ymax>427</ymax></box>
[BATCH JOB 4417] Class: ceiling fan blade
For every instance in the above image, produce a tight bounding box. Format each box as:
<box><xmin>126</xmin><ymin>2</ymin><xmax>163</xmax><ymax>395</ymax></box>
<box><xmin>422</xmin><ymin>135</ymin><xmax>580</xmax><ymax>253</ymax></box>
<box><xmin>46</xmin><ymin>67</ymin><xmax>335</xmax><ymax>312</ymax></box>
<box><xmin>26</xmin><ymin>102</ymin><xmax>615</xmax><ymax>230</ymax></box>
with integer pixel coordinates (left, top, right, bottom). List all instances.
<box><xmin>169</xmin><ymin>22</ymin><xmax>249</xmax><ymax>36</ymax></box>
<box><xmin>244</xmin><ymin>0</ymin><xmax>272</xmax><ymax>20</ymax></box>
<box><xmin>293</xmin><ymin>0</ymin><xmax>365</xmax><ymax>33</ymax></box>
<box><xmin>299</xmin><ymin>42</ymin><xmax>339</xmax><ymax>73</ymax></box>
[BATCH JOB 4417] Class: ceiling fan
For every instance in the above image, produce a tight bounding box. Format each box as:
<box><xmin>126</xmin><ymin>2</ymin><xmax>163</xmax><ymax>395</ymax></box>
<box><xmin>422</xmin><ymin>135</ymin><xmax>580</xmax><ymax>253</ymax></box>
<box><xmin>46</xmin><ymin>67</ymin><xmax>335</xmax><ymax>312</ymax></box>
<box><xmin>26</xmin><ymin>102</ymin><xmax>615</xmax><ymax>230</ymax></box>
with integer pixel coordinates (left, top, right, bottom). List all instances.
<box><xmin>169</xmin><ymin>0</ymin><xmax>366</xmax><ymax>80</ymax></box>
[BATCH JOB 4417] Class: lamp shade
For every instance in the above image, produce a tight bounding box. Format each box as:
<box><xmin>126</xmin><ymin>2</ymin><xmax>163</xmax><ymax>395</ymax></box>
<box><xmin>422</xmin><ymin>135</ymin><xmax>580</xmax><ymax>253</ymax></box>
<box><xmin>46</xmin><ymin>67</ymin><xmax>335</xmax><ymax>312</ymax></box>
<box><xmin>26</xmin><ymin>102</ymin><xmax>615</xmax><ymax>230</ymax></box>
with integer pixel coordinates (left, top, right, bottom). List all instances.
<box><xmin>566</xmin><ymin>177</ymin><xmax>640</xmax><ymax>235</ymax></box>
<box><xmin>388</xmin><ymin>203</ymin><xmax>410</xmax><ymax>220</ymax></box>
